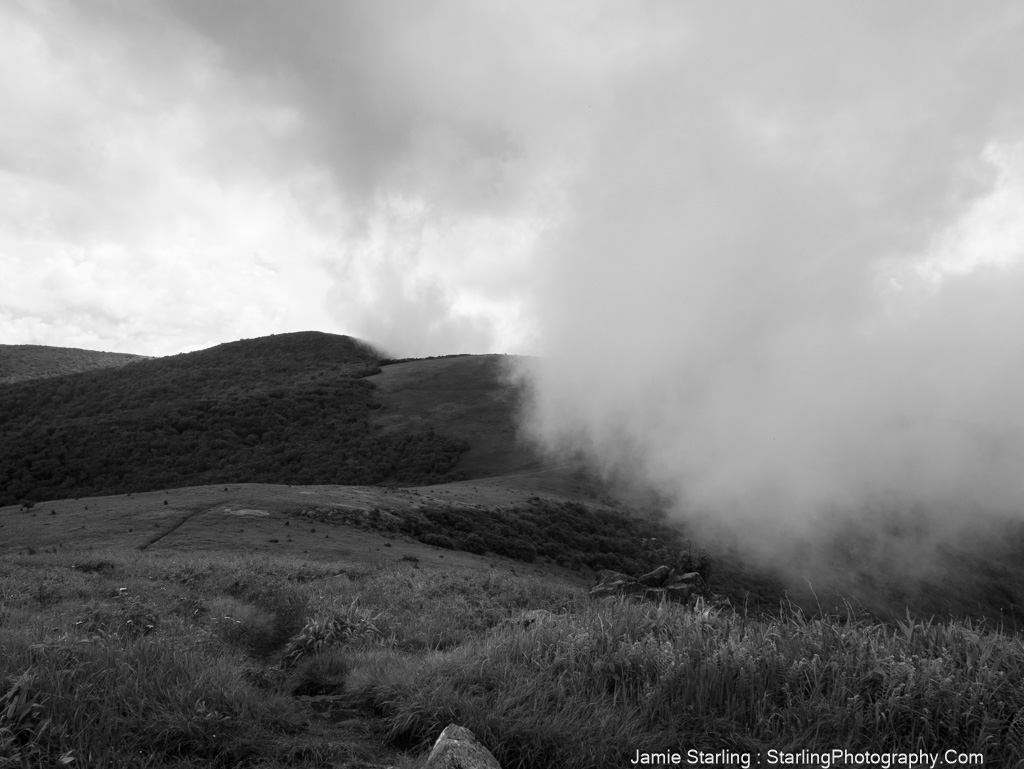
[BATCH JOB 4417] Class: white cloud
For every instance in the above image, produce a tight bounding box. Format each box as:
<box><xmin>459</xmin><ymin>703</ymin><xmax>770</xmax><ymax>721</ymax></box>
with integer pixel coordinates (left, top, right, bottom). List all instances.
<box><xmin>517</xmin><ymin>2</ymin><xmax>1024</xmax><ymax>558</ymax></box>
<box><xmin>2</xmin><ymin>0</ymin><xmax>621</xmax><ymax>356</ymax></box>
<box><xmin>0</xmin><ymin>1</ymin><xmax>345</xmax><ymax>354</ymax></box>
<box><xmin>914</xmin><ymin>143</ymin><xmax>1024</xmax><ymax>282</ymax></box>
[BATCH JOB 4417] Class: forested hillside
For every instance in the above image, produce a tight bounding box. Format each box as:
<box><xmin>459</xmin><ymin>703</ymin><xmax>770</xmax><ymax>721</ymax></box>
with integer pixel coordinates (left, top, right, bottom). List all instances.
<box><xmin>0</xmin><ymin>344</ymin><xmax>149</xmax><ymax>384</ymax></box>
<box><xmin>0</xmin><ymin>332</ymin><xmax>469</xmax><ymax>506</ymax></box>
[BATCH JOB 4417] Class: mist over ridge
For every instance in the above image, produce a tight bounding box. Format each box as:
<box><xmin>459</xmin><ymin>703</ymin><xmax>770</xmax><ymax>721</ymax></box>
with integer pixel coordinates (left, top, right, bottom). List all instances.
<box><xmin>6</xmin><ymin>0</ymin><xmax>1024</xmax><ymax>573</ymax></box>
<box><xmin>516</xmin><ymin>4</ymin><xmax>1024</xmax><ymax>566</ymax></box>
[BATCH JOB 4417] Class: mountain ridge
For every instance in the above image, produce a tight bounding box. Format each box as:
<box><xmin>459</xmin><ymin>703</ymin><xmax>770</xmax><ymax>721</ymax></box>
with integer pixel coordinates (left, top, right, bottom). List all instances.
<box><xmin>0</xmin><ymin>331</ymin><xmax>477</xmax><ymax>506</ymax></box>
<box><xmin>6</xmin><ymin>330</ymin><xmax>1024</xmax><ymax>627</ymax></box>
<box><xmin>0</xmin><ymin>343</ymin><xmax>151</xmax><ymax>384</ymax></box>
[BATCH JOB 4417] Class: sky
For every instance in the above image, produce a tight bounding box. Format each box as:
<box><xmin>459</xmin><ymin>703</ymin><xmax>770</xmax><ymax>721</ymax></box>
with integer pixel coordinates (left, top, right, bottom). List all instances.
<box><xmin>5</xmin><ymin>1</ymin><xmax>1024</xmax><ymax>549</ymax></box>
<box><xmin>3</xmin><ymin>0</ymin><xmax>601</xmax><ymax>357</ymax></box>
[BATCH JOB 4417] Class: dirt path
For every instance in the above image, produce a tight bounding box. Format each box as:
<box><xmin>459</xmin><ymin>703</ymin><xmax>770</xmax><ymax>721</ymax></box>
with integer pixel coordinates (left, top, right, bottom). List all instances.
<box><xmin>137</xmin><ymin>505</ymin><xmax>216</xmax><ymax>550</ymax></box>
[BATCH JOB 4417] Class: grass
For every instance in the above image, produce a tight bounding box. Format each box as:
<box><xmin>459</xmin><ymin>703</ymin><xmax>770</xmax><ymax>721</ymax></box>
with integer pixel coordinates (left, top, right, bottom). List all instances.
<box><xmin>2</xmin><ymin>548</ymin><xmax>1023</xmax><ymax>768</ymax></box>
<box><xmin>350</xmin><ymin>600</ymin><xmax>1024</xmax><ymax>767</ymax></box>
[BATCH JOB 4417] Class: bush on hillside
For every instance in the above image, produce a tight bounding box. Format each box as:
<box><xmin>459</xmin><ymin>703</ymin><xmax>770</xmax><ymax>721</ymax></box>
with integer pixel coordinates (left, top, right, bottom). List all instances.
<box><xmin>375</xmin><ymin>500</ymin><xmax>713</xmax><ymax>583</ymax></box>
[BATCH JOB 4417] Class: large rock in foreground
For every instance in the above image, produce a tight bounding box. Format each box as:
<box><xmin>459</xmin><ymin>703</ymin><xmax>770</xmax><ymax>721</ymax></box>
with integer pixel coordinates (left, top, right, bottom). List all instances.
<box><xmin>589</xmin><ymin>566</ymin><xmax>704</xmax><ymax>603</ymax></box>
<box><xmin>424</xmin><ymin>724</ymin><xmax>502</xmax><ymax>769</ymax></box>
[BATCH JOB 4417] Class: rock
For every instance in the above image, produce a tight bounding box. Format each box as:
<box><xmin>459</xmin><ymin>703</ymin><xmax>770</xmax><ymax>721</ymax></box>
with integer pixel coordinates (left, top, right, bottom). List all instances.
<box><xmin>637</xmin><ymin>565</ymin><xmax>671</xmax><ymax>587</ymax></box>
<box><xmin>588</xmin><ymin>570</ymin><xmax>646</xmax><ymax>598</ymax></box>
<box><xmin>423</xmin><ymin>724</ymin><xmax>502</xmax><ymax>769</ymax></box>
<box><xmin>589</xmin><ymin>567</ymin><xmax>704</xmax><ymax>603</ymax></box>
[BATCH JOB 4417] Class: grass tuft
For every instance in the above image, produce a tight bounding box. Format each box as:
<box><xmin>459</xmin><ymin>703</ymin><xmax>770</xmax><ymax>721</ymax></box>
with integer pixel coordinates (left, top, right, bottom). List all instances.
<box><xmin>281</xmin><ymin>599</ymin><xmax>385</xmax><ymax>668</ymax></box>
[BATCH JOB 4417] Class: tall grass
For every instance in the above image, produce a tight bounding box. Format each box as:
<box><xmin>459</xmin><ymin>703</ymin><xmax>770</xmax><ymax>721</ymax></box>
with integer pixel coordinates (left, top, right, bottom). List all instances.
<box><xmin>3</xmin><ymin>547</ymin><xmax>1024</xmax><ymax>767</ymax></box>
<box><xmin>351</xmin><ymin>599</ymin><xmax>1024</xmax><ymax>768</ymax></box>
<box><xmin>0</xmin><ymin>550</ymin><xmax>331</xmax><ymax>767</ymax></box>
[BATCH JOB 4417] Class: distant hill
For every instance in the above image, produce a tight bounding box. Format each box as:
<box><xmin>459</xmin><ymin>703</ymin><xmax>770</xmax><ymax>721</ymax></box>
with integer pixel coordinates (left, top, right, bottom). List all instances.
<box><xmin>6</xmin><ymin>331</ymin><xmax>1024</xmax><ymax>627</ymax></box>
<box><xmin>369</xmin><ymin>354</ymin><xmax>539</xmax><ymax>479</ymax></box>
<box><xmin>0</xmin><ymin>344</ymin><xmax>149</xmax><ymax>384</ymax></box>
<box><xmin>0</xmin><ymin>332</ymin><xmax>475</xmax><ymax>506</ymax></box>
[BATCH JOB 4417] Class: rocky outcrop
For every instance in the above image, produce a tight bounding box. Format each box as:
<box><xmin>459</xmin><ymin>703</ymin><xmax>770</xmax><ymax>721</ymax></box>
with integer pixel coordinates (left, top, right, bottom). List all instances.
<box><xmin>423</xmin><ymin>724</ymin><xmax>502</xmax><ymax>769</ymax></box>
<box><xmin>589</xmin><ymin>566</ymin><xmax>703</xmax><ymax>603</ymax></box>
<box><xmin>637</xmin><ymin>565</ymin><xmax>671</xmax><ymax>586</ymax></box>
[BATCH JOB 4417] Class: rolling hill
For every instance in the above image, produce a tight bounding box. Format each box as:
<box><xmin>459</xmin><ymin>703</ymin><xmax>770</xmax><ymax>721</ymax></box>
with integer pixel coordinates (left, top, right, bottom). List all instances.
<box><xmin>0</xmin><ymin>343</ymin><xmax>150</xmax><ymax>384</ymax></box>
<box><xmin>370</xmin><ymin>354</ymin><xmax>540</xmax><ymax>479</ymax></box>
<box><xmin>7</xmin><ymin>329</ymin><xmax>1024</xmax><ymax>766</ymax></box>
<box><xmin>4</xmin><ymin>330</ymin><xmax>1024</xmax><ymax>627</ymax></box>
<box><xmin>0</xmin><ymin>332</ymin><xmax>473</xmax><ymax>506</ymax></box>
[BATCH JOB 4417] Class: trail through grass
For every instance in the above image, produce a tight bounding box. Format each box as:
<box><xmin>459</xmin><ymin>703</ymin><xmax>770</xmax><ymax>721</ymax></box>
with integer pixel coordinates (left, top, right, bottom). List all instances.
<box><xmin>2</xmin><ymin>548</ymin><xmax>1022</xmax><ymax>767</ymax></box>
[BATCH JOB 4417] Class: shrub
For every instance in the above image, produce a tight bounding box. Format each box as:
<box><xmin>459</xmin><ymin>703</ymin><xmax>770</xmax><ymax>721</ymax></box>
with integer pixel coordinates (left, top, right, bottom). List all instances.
<box><xmin>420</xmin><ymin>533</ymin><xmax>456</xmax><ymax>550</ymax></box>
<box><xmin>281</xmin><ymin>600</ymin><xmax>385</xmax><ymax>668</ymax></box>
<box><xmin>459</xmin><ymin>533</ymin><xmax>488</xmax><ymax>555</ymax></box>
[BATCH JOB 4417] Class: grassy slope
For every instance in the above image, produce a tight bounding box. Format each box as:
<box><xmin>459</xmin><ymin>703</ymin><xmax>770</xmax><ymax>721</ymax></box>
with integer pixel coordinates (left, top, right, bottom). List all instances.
<box><xmin>5</xmin><ymin>333</ymin><xmax>1024</xmax><ymax>622</ymax></box>
<box><xmin>0</xmin><ymin>344</ymin><xmax>150</xmax><ymax>385</ymax></box>
<box><xmin>3</xmin><ymin>549</ymin><xmax>1023</xmax><ymax>768</ymax></box>
<box><xmin>5</xmin><ymin>334</ymin><xmax>1024</xmax><ymax>765</ymax></box>
<box><xmin>368</xmin><ymin>355</ymin><xmax>1024</xmax><ymax>627</ymax></box>
<box><xmin>369</xmin><ymin>355</ymin><xmax>539</xmax><ymax>479</ymax></box>
<box><xmin>0</xmin><ymin>483</ymin><xmax>592</xmax><ymax>584</ymax></box>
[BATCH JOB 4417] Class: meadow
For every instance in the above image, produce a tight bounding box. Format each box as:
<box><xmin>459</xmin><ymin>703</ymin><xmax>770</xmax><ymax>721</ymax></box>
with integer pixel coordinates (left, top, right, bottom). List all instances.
<box><xmin>4</xmin><ymin>335</ymin><xmax>1024</xmax><ymax>767</ymax></box>
<box><xmin>3</xmin><ymin>548</ymin><xmax>1023</xmax><ymax>768</ymax></box>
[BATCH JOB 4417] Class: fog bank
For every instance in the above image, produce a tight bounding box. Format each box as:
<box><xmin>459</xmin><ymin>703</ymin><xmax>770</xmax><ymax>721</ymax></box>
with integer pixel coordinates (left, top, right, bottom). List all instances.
<box><xmin>519</xmin><ymin>4</ymin><xmax>1024</xmax><ymax>563</ymax></box>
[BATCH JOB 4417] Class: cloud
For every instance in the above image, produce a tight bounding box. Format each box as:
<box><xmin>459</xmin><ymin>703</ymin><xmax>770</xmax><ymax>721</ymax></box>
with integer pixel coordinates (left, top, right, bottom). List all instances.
<box><xmin>4</xmin><ymin>0</ymin><xmax>619</xmax><ymax>356</ymax></box>
<box><xmin>0</xmin><ymin>1</ymin><xmax>344</xmax><ymax>354</ymax></box>
<box><xmin>518</xmin><ymin>2</ymin><xmax>1024</xmax><ymax>560</ymax></box>
<box><xmin>160</xmin><ymin>0</ymin><xmax>618</xmax><ymax>355</ymax></box>
<box><xmin>7</xmin><ymin>0</ymin><xmax>1024</xmax><ymax>572</ymax></box>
